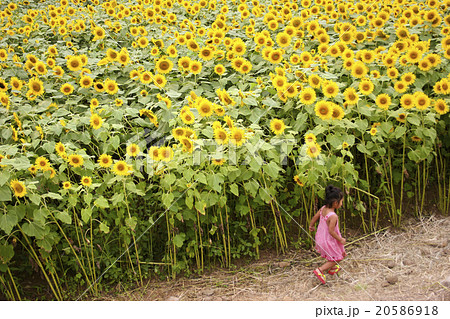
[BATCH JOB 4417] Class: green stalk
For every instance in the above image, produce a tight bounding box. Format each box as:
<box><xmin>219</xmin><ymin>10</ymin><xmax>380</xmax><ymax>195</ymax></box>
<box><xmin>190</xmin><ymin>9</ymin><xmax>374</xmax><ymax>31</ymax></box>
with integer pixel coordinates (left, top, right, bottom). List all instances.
<box><xmin>244</xmin><ymin>188</ymin><xmax>259</xmax><ymax>259</ymax></box>
<box><xmin>399</xmin><ymin>133</ymin><xmax>407</xmax><ymax>226</ymax></box>
<box><xmin>165</xmin><ymin>213</ymin><xmax>174</xmax><ymax>277</ymax></box>
<box><xmin>123</xmin><ymin>180</ymin><xmax>142</xmax><ymax>285</ymax></box>
<box><xmin>18</xmin><ymin>226</ymin><xmax>61</xmax><ymax>300</ymax></box>
<box><xmin>224</xmin><ymin>198</ymin><xmax>231</xmax><ymax>266</ymax></box>
<box><xmin>218</xmin><ymin>208</ymin><xmax>228</xmax><ymax>267</ymax></box>
<box><xmin>351</xmin><ymin>186</ymin><xmax>380</xmax><ymax>230</ymax></box>
<box><xmin>6</xmin><ymin>268</ymin><xmax>20</xmax><ymax>301</ymax></box>
<box><xmin>0</xmin><ymin>274</ymin><xmax>14</xmax><ymax>300</ymax></box>
<box><xmin>196</xmin><ymin>209</ymin><xmax>204</xmax><ymax>273</ymax></box>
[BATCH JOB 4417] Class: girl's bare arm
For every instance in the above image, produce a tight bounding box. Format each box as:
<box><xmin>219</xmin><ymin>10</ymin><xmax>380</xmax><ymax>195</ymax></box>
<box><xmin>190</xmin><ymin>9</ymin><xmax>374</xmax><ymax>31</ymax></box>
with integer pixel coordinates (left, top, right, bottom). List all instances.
<box><xmin>327</xmin><ymin>215</ymin><xmax>346</xmax><ymax>244</ymax></box>
<box><xmin>309</xmin><ymin>210</ymin><xmax>321</xmax><ymax>231</ymax></box>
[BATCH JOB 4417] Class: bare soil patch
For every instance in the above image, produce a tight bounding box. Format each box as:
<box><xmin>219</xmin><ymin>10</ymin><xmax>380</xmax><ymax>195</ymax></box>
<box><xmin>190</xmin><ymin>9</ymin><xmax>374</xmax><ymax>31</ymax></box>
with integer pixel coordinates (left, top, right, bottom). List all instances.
<box><xmin>97</xmin><ymin>215</ymin><xmax>450</xmax><ymax>301</ymax></box>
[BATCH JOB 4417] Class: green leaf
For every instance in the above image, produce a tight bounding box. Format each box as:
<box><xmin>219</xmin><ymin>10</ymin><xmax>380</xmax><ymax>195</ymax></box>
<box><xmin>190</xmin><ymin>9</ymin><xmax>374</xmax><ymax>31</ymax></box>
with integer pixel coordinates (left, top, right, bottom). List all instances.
<box><xmin>110</xmin><ymin>135</ymin><xmax>120</xmax><ymax>150</ymax></box>
<box><xmin>56</xmin><ymin>211</ymin><xmax>72</xmax><ymax>224</ymax></box>
<box><xmin>84</xmin><ymin>193</ymin><xmax>93</xmax><ymax>205</ymax></box>
<box><xmin>0</xmin><ymin>244</ymin><xmax>14</xmax><ymax>264</ymax></box>
<box><xmin>0</xmin><ymin>210</ymin><xmax>17</xmax><ymax>235</ymax></box>
<box><xmin>29</xmin><ymin>193</ymin><xmax>41</xmax><ymax>205</ymax></box>
<box><xmin>44</xmin><ymin>192</ymin><xmax>63</xmax><ymax>200</ymax></box>
<box><xmin>162</xmin><ymin>192</ymin><xmax>174</xmax><ymax>209</ymax></box>
<box><xmin>0</xmin><ymin>185</ymin><xmax>12</xmax><ymax>202</ymax></box>
<box><xmin>230</xmin><ymin>183</ymin><xmax>239</xmax><ymax>197</ymax></box>
<box><xmin>407</xmin><ymin>114</ymin><xmax>421</xmax><ymax>126</ymax></box>
<box><xmin>173</xmin><ymin>233</ymin><xmax>186</xmax><ymax>248</ymax></box>
<box><xmin>99</xmin><ymin>222</ymin><xmax>110</xmax><ymax>234</ymax></box>
<box><xmin>111</xmin><ymin>193</ymin><xmax>124</xmax><ymax>206</ymax></box>
<box><xmin>94</xmin><ymin>196</ymin><xmax>109</xmax><ymax>209</ymax></box>
<box><xmin>68</xmin><ymin>195</ymin><xmax>78</xmax><ymax>207</ymax></box>
<box><xmin>244</xmin><ymin>180</ymin><xmax>259</xmax><ymax>198</ymax></box>
<box><xmin>22</xmin><ymin>221</ymin><xmax>46</xmax><ymax>239</ymax></box>
<box><xmin>81</xmin><ymin>208</ymin><xmax>92</xmax><ymax>224</ymax></box>
<box><xmin>394</xmin><ymin>126</ymin><xmax>407</xmax><ymax>139</ymax></box>
<box><xmin>259</xmin><ymin>187</ymin><xmax>272</xmax><ymax>203</ymax></box>
<box><xmin>0</xmin><ymin>171</ymin><xmax>10</xmax><ymax>186</ymax></box>
<box><xmin>185</xmin><ymin>194</ymin><xmax>193</xmax><ymax>209</ymax></box>
<box><xmin>263</xmin><ymin>161</ymin><xmax>281</xmax><ymax>179</ymax></box>
<box><xmin>125</xmin><ymin>217</ymin><xmax>137</xmax><ymax>231</ymax></box>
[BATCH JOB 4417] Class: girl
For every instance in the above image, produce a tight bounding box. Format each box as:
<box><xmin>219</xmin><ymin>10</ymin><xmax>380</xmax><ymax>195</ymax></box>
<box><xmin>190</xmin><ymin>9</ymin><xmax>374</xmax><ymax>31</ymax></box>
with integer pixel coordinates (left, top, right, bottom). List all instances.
<box><xmin>309</xmin><ymin>185</ymin><xmax>346</xmax><ymax>284</ymax></box>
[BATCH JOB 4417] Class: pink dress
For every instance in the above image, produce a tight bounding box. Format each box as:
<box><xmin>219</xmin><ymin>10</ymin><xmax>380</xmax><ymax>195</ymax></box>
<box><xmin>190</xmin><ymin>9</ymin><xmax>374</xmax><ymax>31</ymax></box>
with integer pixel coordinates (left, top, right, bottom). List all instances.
<box><xmin>315</xmin><ymin>206</ymin><xmax>345</xmax><ymax>261</ymax></box>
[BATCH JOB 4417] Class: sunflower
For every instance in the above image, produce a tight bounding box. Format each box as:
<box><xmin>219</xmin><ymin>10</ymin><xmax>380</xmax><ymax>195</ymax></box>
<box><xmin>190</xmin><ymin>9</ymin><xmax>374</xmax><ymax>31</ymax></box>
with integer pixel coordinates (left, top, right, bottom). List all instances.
<box><xmin>113</xmin><ymin>160</ymin><xmax>131</xmax><ymax>176</ymax></box>
<box><xmin>230</xmin><ymin>127</ymin><xmax>246</xmax><ymax>147</ymax></box>
<box><xmin>199</xmin><ymin>47</ymin><xmax>214</xmax><ymax>61</ymax></box>
<box><xmin>159</xmin><ymin>147</ymin><xmax>174</xmax><ymax>162</ymax></box>
<box><xmin>394</xmin><ymin>81</ymin><xmax>408</xmax><ymax>94</ymax></box>
<box><xmin>90</xmin><ymin>113</ymin><xmax>103</xmax><ymax>130</ymax></box>
<box><xmin>293</xmin><ymin>175</ymin><xmax>304</xmax><ymax>186</ymax></box>
<box><xmin>375</xmin><ymin>94</ymin><xmax>391</xmax><ymax>110</ymax></box>
<box><xmin>80</xmin><ymin>76</ymin><xmax>93</xmax><ymax>89</ymax></box>
<box><xmin>315</xmin><ymin>101</ymin><xmax>331</xmax><ymax>120</ymax></box>
<box><xmin>299</xmin><ymin>88</ymin><xmax>316</xmax><ymax>105</ymax></box>
<box><xmin>396</xmin><ymin>113</ymin><xmax>407</xmax><ymax>123</ymax></box>
<box><xmin>35</xmin><ymin>156</ymin><xmax>50</xmax><ymax>170</ymax></box>
<box><xmin>55</xmin><ymin>142</ymin><xmax>66</xmax><ymax>156</ymax></box>
<box><xmin>304</xmin><ymin>133</ymin><xmax>316</xmax><ymax>144</ymax></box>
<box><xmin>306</xmin><ymin>143</ymin><xmax>321</xmax><ymax>158</ymax></box>
<box><xmin>117</xmin><ymin>49</ymin><xmax>131</xmax><ymax>65</ymax></box>
<box><xmin>35</xmin><ymin>61</ymin><xmax>47</xmax><ymax>75</ymax></box>
<box><xmin>172</xmin><ymin>127</ymin><xmax>185</xmax><ymax>140</ymax></box>
<box><xmin>214</xmin><ymin>128</ymin><xmax>229</xmax><ymax>145</ymax></box>
<box><xmin>197</xmin><ymin>98</ymin><xmax>214</xmax><ymax>117</ymax></box>
<box><xmin>322</xmin><ymin>81</ymin><xmax>339</xmax><ymax>98</ymax></box>
<box><xmin>68</xmin><ymin>154</ymin><xmax>84</xmax><ymax>168</ymax></box>
<box><xmin>268</xmin><ymin>49</ymin><xmax>283</xmax><ymax>64</ymax></box>
<box><xmin>53</xmin><ymin>66</ymin><xmax>64</xmax><ymax>77</ymax></box>
<box><xmin>331</xmin><ymin>104</ymin><xmax>345</xmax><ymax>120</ymax></box>
<box><xmin>127</xmin><ymin>143</ymin><xmax>140</xmax><ymax>157</ymax></box>
<box><xmin>28</xmin><ymin>77</ymin><xmax>44</xmax><ymax>96</ymax></box>
<box><xmin>308</xmin><ymin>74</ymin><xmax>322</xmax><ymax>89</ymax></box>
<box><xmin>149</xmin><ymin>147</ymin><xmax>161</xmax><ymax>161</ymax></box>
<box><xmin>62</xmin><ymin>181</ymin><xmax>72</xmax><ymax>190</ymax></box>
<box><xmin>10</xmin><ymin>180</ymin><xmax>26</xmax><ymax>198</ymax></box>
<box><xmin>181</xmin><ymin>111</ymin><xmax>195</xmax><ymax>125</ymax></box>
<box><xmin>94</xmin><ymin>81</ymin><xmax>104</xmax><ymax>92</ymax></box>
<box><xmin>66</xmin><ymin>56</ymin><xmax>82</xmax><ymax>72</ymax></box>
<box><xmin>343</xmin><ymin>87</ymin><xmax>359</xmax><ymax>105</ymax></box>
<box><xmin>239</xmin><ymin>61</ymin><xmax>252</xmax><ymax>74</ymax></box>
<box><xmin>214</xmin><ymin>64</ymin><xmax>225</xmax><ymax>76</ymax></box>
<box><xmin>405</xmin><ymin>48</ymin><xmax>422</xmax><ymax>63</ymax></box>
<box><xmin>178</xmin><ymin>56</ymin><xmax>191</xmax><ymax>70</ymax></box>
<box><xmin>212</xmin><ymin>158</ymin><xmax>226</xmax><ymax>166</ymax></box>
<box><xmin>358</xmin><ymin>79</ymin><xmax>374</xmax><ymax>95</ymax></box>
<box><xmin>180</xmin><ymin>137</ymin><xmax>194</xmax><ymax>153</ymax></box>
<box><xmin>104</xmin><ymin>78</ymin><xmax>119</xmax><ymax>94</ymax></box>
<box><xmin>272</xmin><ymin>75</ymin><xmax>287</xmax><ymax>90</ymax></box>
<box><xmin>415</xmin><ymin>92</ymin><xmax>430</xmax><ymax>110</ymax></box>
<box><xmin>92</xmin><ymin>26</ymin><xmax>106</xmax><ymax>41</ymax></box>
<box><xmin>369</xmin><ymin>127</ymin><xmax>377</xmax><ymax>136</ymax></box>
<box><xmin>155</xmin><ymin>58</ymin><xmax>173</xmax><ymax>74</ymax></box>
<box><xmin>270</xmin><ymin>119</ymin><xmax>285</xmax><ymax>135</ymax></box>
<box><xmin>284</xmin><ymin>83</ymin><xmax>298</xmax><ymax>98</ymax></box>
<box><xmin>60</xmin><ymin>83</ymin><xmax>74</xmax><ymax>95</ymax></box>
<box><xmin>400</xmin><ymin>94</ymin><xmax>415</xmax><ymax>109</ymax></box>
<box><xmin>434</xmin><ymin>99</ymin><xmax>449</xmax><ymax>115</ymax></box>
<box><xmin>153</xmin><ymin>74</ymin><xmax>167</xmax><ymax>88</ymax></box>
<box><xmin>351</xmin><ymin>61</ymin><xmax>368</xmax><ymax>78</ymax></box>
<box><xmin>10</xmin><ymin>77</ymin><xmax>22</xmax><ymax>92</ymax></box>
<box><xmin>81</xmin><ymin>176</ymin><xmax>92</xmax><ymax>187</ymax></box>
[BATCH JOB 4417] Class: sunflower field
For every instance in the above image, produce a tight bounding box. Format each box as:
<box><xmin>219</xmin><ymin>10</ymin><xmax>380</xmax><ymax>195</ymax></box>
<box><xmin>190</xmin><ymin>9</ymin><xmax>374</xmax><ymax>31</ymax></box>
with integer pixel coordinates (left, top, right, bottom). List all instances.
<box><xmin>0</xmin><ymin>0</ymin><xmax>449</xmax><ymax>300</ymax></box>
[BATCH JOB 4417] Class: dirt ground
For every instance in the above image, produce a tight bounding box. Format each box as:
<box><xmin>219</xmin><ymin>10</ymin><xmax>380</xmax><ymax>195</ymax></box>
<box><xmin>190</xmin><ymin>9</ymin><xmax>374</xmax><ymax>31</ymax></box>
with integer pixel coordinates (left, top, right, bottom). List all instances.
<box><xmin>99</xmin><ymin>215</ymin><xmax>450</xmax><ymax>301</ymax></box>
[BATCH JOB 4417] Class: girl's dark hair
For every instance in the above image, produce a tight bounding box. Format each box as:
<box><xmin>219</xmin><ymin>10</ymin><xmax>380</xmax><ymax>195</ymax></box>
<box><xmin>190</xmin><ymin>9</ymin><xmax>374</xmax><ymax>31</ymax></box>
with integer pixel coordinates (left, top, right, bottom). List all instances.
<box><xmin>325</xmin><ymin>185</ymin><xmax>344</xmax><ymax>208</ymax></box>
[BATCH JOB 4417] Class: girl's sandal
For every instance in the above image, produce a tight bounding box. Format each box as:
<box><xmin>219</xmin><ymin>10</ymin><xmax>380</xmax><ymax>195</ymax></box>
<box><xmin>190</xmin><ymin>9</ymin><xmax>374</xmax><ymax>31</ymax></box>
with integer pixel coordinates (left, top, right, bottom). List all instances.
<box><xmin>313</xmin><ymin>268</ymin><xmax>326</xmax><ymax>284</ymax></box>
<box><xmin>328</xmin><ymin>264</ymin><xmax>341</xmax><ymax>276</ymax></box>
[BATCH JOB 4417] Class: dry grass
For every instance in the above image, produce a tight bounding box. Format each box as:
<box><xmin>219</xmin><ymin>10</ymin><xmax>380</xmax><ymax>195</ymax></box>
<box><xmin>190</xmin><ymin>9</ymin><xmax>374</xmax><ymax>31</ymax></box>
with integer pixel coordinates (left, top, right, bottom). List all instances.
<box><xmin>97</xmin><ymin>215</ymin><xmax>450</xmax><ymax>301</ymax></box>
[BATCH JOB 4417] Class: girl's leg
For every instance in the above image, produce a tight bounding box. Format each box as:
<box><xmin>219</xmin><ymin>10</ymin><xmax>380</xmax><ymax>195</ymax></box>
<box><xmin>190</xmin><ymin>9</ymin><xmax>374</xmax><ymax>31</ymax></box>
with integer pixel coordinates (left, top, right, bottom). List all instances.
<box><xmin>319</xmin><ymin>261</ymin><xmax>336</xmax><ymax>273</ymax></box>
